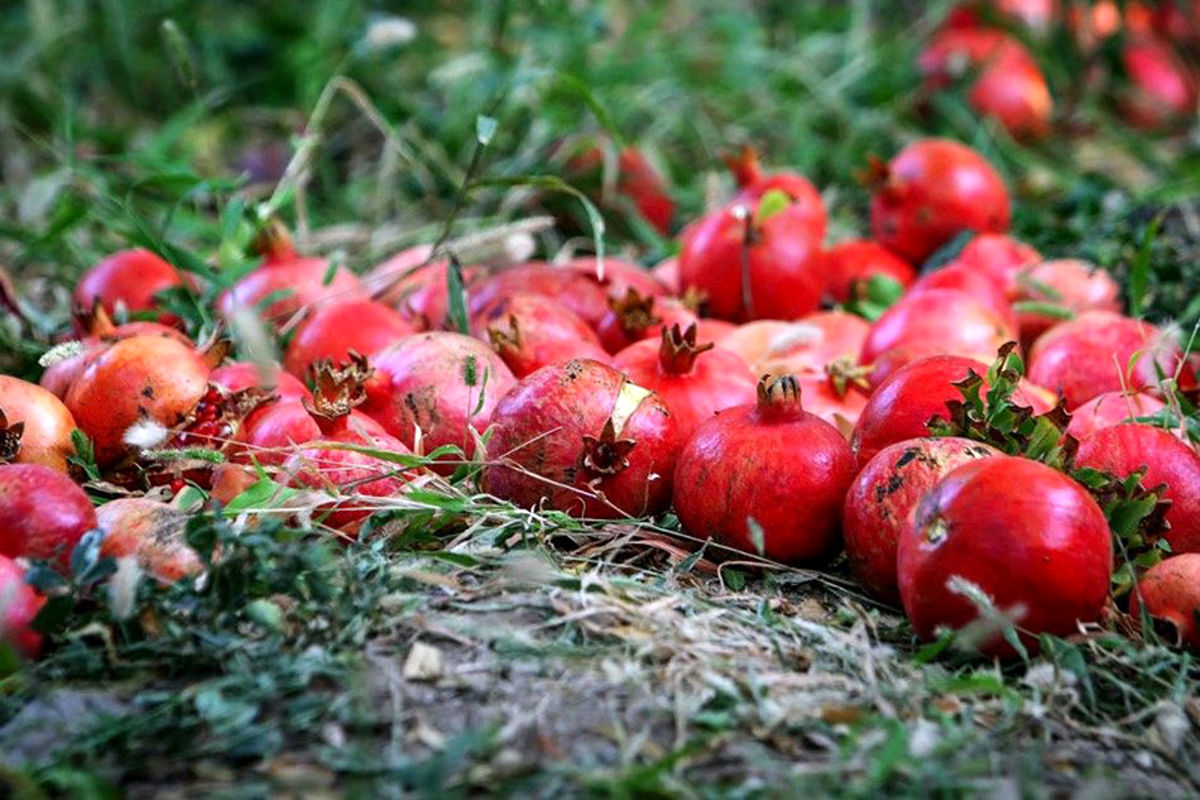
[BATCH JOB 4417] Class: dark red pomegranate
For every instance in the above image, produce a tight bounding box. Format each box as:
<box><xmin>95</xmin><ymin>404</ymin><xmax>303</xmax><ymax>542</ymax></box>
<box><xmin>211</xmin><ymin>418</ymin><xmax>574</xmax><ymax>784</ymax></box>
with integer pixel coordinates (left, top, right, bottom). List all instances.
<box><xmin>74</xmin><ymin>248</ymin><xmax>187</xmax><ymax>326</ymax></box>
<box><xmin>613</xmin><ymin>324</ymin><xmax>757</xmax><ymax>444</ymax></box>
<box><xmin>909</xmin><ymin>264</ymin><xmax>1017</xmax><ymax>332</ymax></box>
<box><xmin>954</xmin><ymin>233</ymin><xmax>1040</xmax><ymax>297</ymax></box>
<box><xmin>98</xmin><ymin>498</ymin><xmax>203</xmax><ymax>583</ymax></box>
<box><xmin>1065</xmin><ymin>391</ymin><xmax>1167</xmax><ymax>441</ymax></box>
<box><xmin>724</xmin><ymin>146</ymin><xmax>827</xmax><ymax>237</ymax></box>
<box><xmin>1027</xmin><ymin>311</ymin><xmax>1182</xmax><ymax>409</ymax></box>
<box><xmin>484</xmin><ymin>359</ymin><xmax>677</xmax><ymax>518</ymax></box>
<box><xmin>1014</xmin><ymin>259</ymin><xmax>1121</xmax><ymax>346</ymax></box>
<box><xmin>210</xmin><ymin>361</ymin><xmax>310</xmax><ymax>401</ymax></box>
<box><xmin>467</xmin><ymin>263</ymin><xmax>610</xmax><ymax>330</ymax></box>
<box><xmin>898</xmin><ymin>456</ymin><xmax>1112</xmax><ymax>657</ymax></box>
<box><xmin>1075</xmin><ymin>423</ymin><xmax>1200</xmax><ymax>554</ymax></box>
<box><xmin>718</xmin><ymin>312</ymin><xmax>871</xmax><ymax>376</ymax></box>
<box><xmin>0</xmin><ymin>554</ymin><xmax>44</xmax><ymax>659</ymax></box>
<box><xmin>1130</xmin><ymin>554</ymin><xmax>1200</xmax><ymax>650</ymax></box>
<box><xmin>820</xmin><ymin>240</ymin><xmax>916</xmax><ymax>304</ymax></box>
<box><xmin>0</xmin><ymin>463</ymin><xmax>96</xmax><ymax>565</ymax></box>
<box><xmin>282</xmin><ymin>299</ymin><xmax>416</xmax><ymax>379</ymax></box>
<box><xmin>868</xmin><ymin>139</ymin><xmax>1011</xmax><ymax>264</ymax></box>
<box><xmin>234</xmin><ymin>399</ymin><xmax>322</xmax><ymax>467</ymax></box>
<box><xmin>1121</xmin><ymin>37</ymin><xmax>1196</xmax><ymax>129</ymax></box>
<box><xmin>0</xmin><ymin>375</ymin><xmax>76</xmax><ymax>473</ymax></box>
<box><xmin>361</xmin><ymin>332</ymin><xmax>516</xmax><ymax>463</ymax></box>
<box><xmin>859</xmin><ymin>288</ymin><xmax>1017</xmax><ymax>368</ymax></box>
<box><xmin>472</xmin><ymin>293</ymin><xmax>611</xmax><ymax>378</ymax></box>
<box><xmin>596</xmin><ymin>289</ymin><xmax>699</xmax><ymax>354</ymax></box>
<box><xmin>844</xmin><ymin>437</ymin><xmax>1001</xmax><ymax>603</ymax></box>
<box><xmin>672</xmin><ymin>375</ymin><xmax>856</xmax><ymax>563</ymax></box>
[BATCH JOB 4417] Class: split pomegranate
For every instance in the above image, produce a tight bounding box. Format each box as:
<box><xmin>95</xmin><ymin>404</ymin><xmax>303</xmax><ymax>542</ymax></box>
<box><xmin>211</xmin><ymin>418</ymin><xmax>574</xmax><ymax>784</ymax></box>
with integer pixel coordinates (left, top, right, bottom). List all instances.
<box><xmin>820</xmin><ymin>240</ymin><xmax>916</xmax><ymax>305</ymax></box>
<box><xmin>210</xmin><ymin>361</ymin><xmax>310</xmax><ymax>401</ymax></box>
<box><xmin>1121</xmin><ymin>37</ymin><xmax>1196</xmax><ymax>129</ymax></box>
<box><xmin>898</xmin><ymin>456</ymin><xmax>1112</xmax><ymax>657</ymax></box>
<box><xmin>1130</xmin><ymin>554</ymin><xmax>1200</xmax><ymax>650</ymax></box>
<box><xmin>612</xmin><ymin>324</ymin><xmax>757</xmax><ymax>444</ymax></box>
<box><xmin>1064</xmin><ymin>391</ymin><xmax>1167</xmax><ymax>441</ymax></box>
<box><xmin>98</xmin><ymin>498</ymin><xmax>203</xmax><ymax>583</ymax></box>
<box><xmin>467</xmin><ymin>263</ymin><xmax>610</xmax><ymax>330</ymax></box>
<box><xmin>1027</xmin><ymin>311</ymin><xmax>1182</xmax><ymax>409</ymax></box>
<box><xmin>724</xmin><ymin>146</ymin><xmax>827</xmax><ymax>238</ymax></box>
<box><xmin>843</xmin><ymin>437</ymin><xmax>1001</xmax><ymax>603</ymax></box>
<box><xmin>472</xmin><ymin>293</ymin><xmax>611</xmax><ymax>378</ymax></box>
<box><xmin>672</xmin><ymin>375</ymin><xmax>856</xmax><ymax>563</ymax></box>
<box><xmin>1075</xmin><ymin>423</ymin><xmax>1200</xmax><ymax>554</ymax></box>
<box><xmin>718</xmin><ymin>312</ymin><xmax>871</xmax><ymax>376</ymax></box>
<box><xmin>869</xmin><ymin>139</ymin><xmax>1011</xmax><ymax>264</ymax></box>
<box><xmin>859</xmin><ymin>288</ymin><xmax>1017</xmax><ymax>368</ymax></box>
<box><xmin>595</xmin><ymin>289</ymin><xmax>699</xmax><ymax>354</ymax></box>
<box><xmin>361</xmin><ymin>332</ymin><xmax>516</xmax><ymax>463</ymax></box>
<box><xmin>0</xmin><ymin>555</ymin><xmax>44</xmax><ymax>659</ymax></box>
<box><xmin>282</xmin><ymin>299</ymin><xmax>416</xmax><ymax>379</ymax></box>
<box><xmin>74</xmin><ymin>248</ymin><xmax>186</xmax><ymax>325</ymax></box>
<box><xmin>484</xmin><ymin>359</ymin><xmax>677</xmax><ymax>518</ymax></box>
<box><xmin>0</xmin><ymin>463</ymin><xmax>96</xmax><ymax>565</ymax></box>
<box><xmin>0</xmin><ymin>375</ymin><xmax>76</xmax><ymax>472</ymax></box>
<box><xmin>954</xmin><ymin>233</ymin><xmax>1040</xmax><ymax>297</ymax></box>
<box><xmin>1013</xmin><ymin>259</ymin><xmax>1121</xmax><ymax>346</ymax></box>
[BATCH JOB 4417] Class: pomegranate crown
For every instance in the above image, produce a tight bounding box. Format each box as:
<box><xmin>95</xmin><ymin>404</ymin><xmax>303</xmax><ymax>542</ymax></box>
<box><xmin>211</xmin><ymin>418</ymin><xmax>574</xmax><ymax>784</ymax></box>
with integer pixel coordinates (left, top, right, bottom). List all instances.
<box><xmin>658</xmin><ymin>323</ymin><xmax>713</xmax><ymax>375</ymax></box>
<box><xmin>609</xmin><ymin>288</ymin><xmax>660</xmax><ymax>336</ymax></box>
<box><xmin>249</xmin><ymin>218</ymin><xmax>297</xmax><ymax>262</ymax></box>
<box><xmin>722</xmin><ymin>144</ymin><xmax>764</xmax><ymax>189</ymax></box>
<box><xmin>305</xmin><ymin>352</ymin><xmax>372</xmax><ymax>423</ymax></box>
<box><xmin>756</xmin><ymin>373</ymin><xmax>805</xmax><ymax>418</ymax></box>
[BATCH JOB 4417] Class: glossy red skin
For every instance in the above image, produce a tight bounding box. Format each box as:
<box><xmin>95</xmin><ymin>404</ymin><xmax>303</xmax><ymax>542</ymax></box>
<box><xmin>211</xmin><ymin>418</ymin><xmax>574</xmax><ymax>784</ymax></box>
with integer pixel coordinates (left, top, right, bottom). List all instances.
<box><xmin>1130</xmin><ymin>554</ymin><xmax>1200</xmax><ymax>650</ymax></box>
<box><xmin>1065</xmin><ymin>391</ymin><xmax>1167</xmax><ymax>441</ymax></box>
<box><xmin>694</xmin><ymin>319</ymin><xmax>737</xmax><ymax>343</ymax></box>
<box><xmin>74</xmin><ymin>248</ymin><xmax>186</xmax><ymax>325</ymax></box>
<box><xmin>567</xmin><ymin>257</ymin><xmax>667</xmax><ymax>302</ymax></box>
<box><xmin>1027</xmin><ymin>311</ymin><xmax>1180</xmax><ymax>409</ymax></box>
<box><xmin>235</xmin><ymin>400</ymin><xmax>322</xmax><ymax>467</ymax></box>
<box><xmin>361</xmin><ymin>332</ymin><xmax>516</xmax><ymax>463</ymax></box>
<box><xmin>870</xmin><ymin>139</ymin><xmax>1011</xmax><ymax>264</ymax></box>
<box><xmin>910</xmin><ymin>265</ymin><xmax>1017</xmax><ymax>332</ymax></box>
<box><xmin>596</xmin><ymin>298</ymin><xmax>698</xmax><ymax>354</ymax></box>
<box><xmin>898</xmin><ymin>456</ymin><xmax>1112</xmax><ymax>657</ymax></box>
<box><xmin>1014</xmin><ymin>260</ymin><xmax>1122</xmax><ymax>346</ymax></box>
<box><xmin>0</xmin><ymin>554</ymin><xmax>44</xmax><ymax>659</ymax></box>
<box><xmin>218</xmin><ymin>255</ymin><xmax>367</xmax><ymax>327</ymax></box>
<box><xmin>955</xmin><ymin>233</ymin><xmax>1040</xmax><ymax>297</ymax></box>
<box><xmin>1122</xmin><ymin>37</ymin><xmax>1196</xmax><ymax>129</ymax></box>
<box><xmin>678</xmin><ymin>199</ymin><xmax>824</xmax><ymax>322</ymax></box>
<box><xmin>820</xmin><ymin>240</ymin><xmax>916</xmax><ymax>304</ymax></box>
<box><xmin>0</xmin><ymin>375</ymin><xmax>76</xmax><ymax>473</ymax></box>
<box><xmin>851</xmin><ymin>354</ymin><xmax>1046</xmax><ymax>466</ymax></box>
<box><xmin>612</xmin><ymin>337</ymin><xmax>757</xmax><ymax>445</ymax></box>
<box><xmin>720</xmin><ymin>313</ymin><xmax>871</xmax><ymax>376</ymax></box>
<box><xmin>210</xmin><ymin>361</ymin><xmax>310</xmax><ymax>401</ymax></box>
<box><xmin>860</xmin><ymin>289</ymin><xmax>1017</xmax><ymax>367</ymax></box>
<box><xmin>843</xmin><ymin>437</ymin><xmax>1001</xmax><ymax>603</ymax></box>
<box><xmin>651</xmin><ymin>257</ymin><xmax>681</xmax><ymax>295</ymax></box>
<box><xmin>40</xmin><ymin>321</ymin><xmax>192</xmax><ymax>399</ymax></box>
<box><xmin>484</xmin><ymin>360</ymin><xmax>677</xmax><ymax>518</ymax></box>
<box><xmin>472</xmin><ymin>293</ymin><xmax>610</xmax><ymax>378</ymax></box>
<box><xmin>283</xmin><ymin>300</ymin><xmax>416</xmax><ymax>379</ymax></box>
<box><xmin>0</xmin><ymin>463</ymin><xmax>97</xmax><ymax>565</ymax></box>
<box><xmin>97</xmin><ymin>498</ymin><xmax>202</xmax><ymax>583</ymax></box>
<box><xmin>1076</xmin><ymin>423</ymin><xmax>1200</xmax><ymax>554</ymax></box>
<box><xmin>673</xmin><ymin>390</ymin><xmax>856</xmax><ymax>564</ymax></box>
<box><xmin>468</xmin><ymin>264</ymin><xmax>611</xmax><ymax>330</ymax></box>
<box><xmin>65</xmin><ymin>335</ymin><xmax>211</xmax><ymax>466</ymax></box>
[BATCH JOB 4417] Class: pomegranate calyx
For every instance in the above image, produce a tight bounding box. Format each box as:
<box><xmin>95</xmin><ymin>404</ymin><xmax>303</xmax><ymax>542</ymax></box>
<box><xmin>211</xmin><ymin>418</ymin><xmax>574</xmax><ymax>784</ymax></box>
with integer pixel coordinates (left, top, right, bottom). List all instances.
<box><xmin>609</xmin><ymin>288</ymin><xmax>661</xmax><ymax>336</ymax></box>
<box><xmin>75</xmin><ymin>300</ymin><xmax>118</xmax><ymax>338</ymax></box>
<box><xmin>0</xmin><ymin>408</ymin><xmax>24</xmax><ymax>463</ymax></box>
<box><xmin>305</xmin><ymin>353</ymin><xmax>372</xmax><ymax>426</ymax></box>
<box><xmin>580</xmin><ymin>418</ymin><xmax>637</xmax><ymax>476</ymax></box>
<box><xmin>756</xmin><ymin>374</ymin><xmax>805</xmax><ymax>419</ymax></box>
<box><xmin>658</xmin><ymin>323</ymin><xmax>713</xmax><ymax>375</ymax></box>
<box><xmin>722</xmin><ymin>145</ymin><xmax>764</xmax><ymax>189</ymax></box>
<box><xmin>249</xmin><ymin>218</ymin><xmax>297</xmax><ymax>262</ymax></box>
<box><xmin>199</xmin><ymin>338</ymin><xmax>233</xmax><ymax>372</ymax></box>
<box><xmin>825</xmin><ymin>356</ymin><xmax>874</xmax><ymax>396</ymax></box>
<box><xmin>679</xmin><ymin>286</ymin><xmax>708</xmax><ymax>315</ymax></box>
<box><xmin>486</xmin><ymin>314</ymin><xmax>524</xmax><ymax>355</ymax></box>
<box><xmin>857</xmin><ymin>154</ymin><xmax>890</xmax><ymax>190</ymax></box>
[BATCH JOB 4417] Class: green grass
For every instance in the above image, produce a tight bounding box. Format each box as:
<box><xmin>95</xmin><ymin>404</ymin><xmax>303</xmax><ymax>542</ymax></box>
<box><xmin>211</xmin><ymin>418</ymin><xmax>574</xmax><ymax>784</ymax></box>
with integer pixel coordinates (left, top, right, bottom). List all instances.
<box><xmin>2</xmin><ymin>1</ymin><xmax>1200</xmax><ymax>796</ymax></box>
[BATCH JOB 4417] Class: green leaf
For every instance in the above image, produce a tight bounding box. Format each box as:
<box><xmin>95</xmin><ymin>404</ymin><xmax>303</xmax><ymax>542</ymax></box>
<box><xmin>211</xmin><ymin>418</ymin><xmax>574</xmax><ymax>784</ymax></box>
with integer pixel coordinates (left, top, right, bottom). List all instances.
<box><xmin>446</xmin><ymin>255</ymin><xmax>470</xmax><ymax>335</ymax></box>
<box><xmin>746</xmin><ymin>517</ymin><xmax>766</xmax><ymax>556</ymax></box>
<box><xmin>1129</xmin><ymin>214</ymin><xmax>1162</xmax><ymax>318</ymax></box>
<box><xmin>475</xmin><ymin>114</ymin><xmax>498</xmax><ymax>146</ymax></box>
<box><xmin>474</xmin><ymin>175</ymin><xmax>606</xmax><ymax>273</ymax></box>
<box><xmin>1011</xmin><ymin>301</ymin><xmax>1074</xmax><ymax>320</ymax></box>
<box><xmin>751</xmin><ymin>189</ymin><xmax>790</xmax><ymax>227</ymax></box>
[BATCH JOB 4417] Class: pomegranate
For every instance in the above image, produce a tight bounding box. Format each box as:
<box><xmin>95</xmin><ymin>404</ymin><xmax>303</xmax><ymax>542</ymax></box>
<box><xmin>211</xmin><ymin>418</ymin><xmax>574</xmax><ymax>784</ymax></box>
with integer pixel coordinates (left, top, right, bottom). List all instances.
<box><xmin>909</xmin><ymin>264</ymin><xmax>1018</xmax><ymax>332</ymax></box>
<box><xmin>844</xmin><ymin>437</ymin><xmax>1001</xmax><ymax>603</ymax></box>
<box><xmin>1014</xmin><ymin>259</ymin><xmax>1121</xmax><ymax>346</ymax></box>
<box><xmin>651</xmin><ymin>257</ymin><xmax>681</xmax><ymax>295</ymax></box>
<box><xmin>794</xmin><ymin>367</ymin><xmax>872</xmax><ymax>434</ymax></box>
<box><xmin>821</xmin><ymin>240</ymin><xmax>916</xmax><ymax>305</ymax></box>
<box><xmin>954</xmin><ymin>233</ymin><xmax>1040</xmax><ymax>297</ymax></box>
<box><xmin>484</xmin><ymin>359</ymin><xmax>676</xmax><ymax>518</ymax></box>
<box><xmin>97</xmin><ymin>498</ymin><xmax>203</xmax><ymax>583</ymax></box>
<box><xmin>595</xmin><ymin>289</ymin><xmax>699</xmax><ymax>354</ymax></box>
<box><xmin>64</xmin><ymin>335</ymin><xmax>213</xmax><ymax>466</ymax></box>
<box><xmin>898</xmin><ymin>456</ymin><xmax>1112</xmax><ymax>657</ymax></box>
<box><xmin>361</xmin><ymin>332</ymin><xmax>516</xmax><ymax>462</ymax></box>
<box><xmin>467</xmin><ymin>263</ymin><xmax>610</xmax><ymax>329</ymax></box>
<box><xmin>1027</xmin><ymin>311</ymin><xmax>1181</xmax><ymax>409</ymax></box>
<box><xmin>210</xmin><ymin>361</ymin><xmax>310</xmax><ymax>402</ymax></box>
<box><xmin>282</xmin><ymin>299</ymin><xmax>416</xmax><ymax>379</ymax></box>
<box><xmin>1075</xmin><ymin>423</ymin><xmax>1200</xmax><ymax>554</ymax></box>
<box><xmin>0</xmin><ymin>463</ymin><xmax>96</xmax><ymax>565</ymax></box>
<box><xmin>612</xmin><ymin>324</ymin><xmax>757</xmax><ymax>444</ymax></box>
<box><xmin>723</xmin><ymin>146</ymin><xmax>827</xmax><ymax>237</ymax></box>
<box><xmin>0</xmin><ymin>555</ymin><xmax>44</xmax><ymax>659</ymax></box>
<box><xmin>234</xmin><ymin>399</ymin><xmax>322</xmax><ymax>467</ymax></box>
<box><xmin>672</xmin><ymin>375</ymin><xmax>856</xmax><ymax>563</ymax></box>
<box><xmin>718</xmin><ymin>312</ymin><xmax>871</xmax><ymax>376</ymax></box>
<box><xmin>566</xmin><ymin>257</ymin><xmax>667</xmax><ymax>302</ymax></box>
<box><xmin>1121</xmin><ymin>37</ymin><xmax>1196</xmax><ymax>129</ymax></box>
<box><xmin>1130</xmin><ymin>554</ymin><xmax>1200</xmax><ymax>650</ymax></box>
<box><xmin>859</xmin><ymin>289</ymin><xmax>1017</xmax><ymax>368</ymax></box>
<box><xmin>1065</xmin><ymin>391</ymin><xmax>1167</xmax><ymax>441</ymax></box>
<box><xmin>74</xmin><ymin>248</ymin><xmax>186</xmax><ymax>325</ymax></box>
<box><xmin>0</xmin><ymin>376</ymin><xmax>76</xmax><ymax>472</ymax></box>
<box><xmin>694</xmin><ymin>319</ymin><xmax>738</xmax><ymax>343</ymax></box>
<box><xmin>614</xmin><ymin>148</ymin><xmax>676</xmax><ymax>235</ymax></box>
<box><xmin>472</xmin><ymin>293</ymin><xmax>611</xmax><ymax>378</ymax></box>
<box><xmin>869</xmin><ymin>139</ymin><xmax>1011</xmax><ymax>264</ymax></box>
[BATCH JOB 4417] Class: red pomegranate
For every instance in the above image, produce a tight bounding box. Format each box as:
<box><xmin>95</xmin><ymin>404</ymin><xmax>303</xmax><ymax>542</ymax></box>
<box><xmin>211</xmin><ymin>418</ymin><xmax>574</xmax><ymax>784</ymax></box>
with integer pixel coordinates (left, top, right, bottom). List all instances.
<box><xmin>909</xmin><ymin>264</ymin><xmax>1018</xmax><ymax>332</ymax></box>
<box><xmin>723</xmin><ymin>146</ymin><xmax>827</xmax><ymax>238</ymax></box>
<box><xmin>614</xmin><ymin>148</ymin><xmax>676</xmax><ymax>235</ymax></box>
<box><xmin>844</xmin><ymin>437</ymin><xmax>1001</xmax><ymax>603</ymax></box>
<box><xmin>210</xmin><ymin>361</ymin><xmax>310</xmax><ymax>402</ymax></box>
<box><xmin>595</xmin><ymin>289</ymin><xmax>698</xmax><ymax>354</ymax></box>
<box><xmin>1130</xmin><ymin>554</ymin><xmax>1200</xmax><ymax>650</ymax></box>
<box><xmin>1075</xmin><ymin>423</ymin><xmax>1200</xmax><ymax>554</ymax></box>
<box><xmin>234</xmin><ymin>399</ymin><xmax>322</xmax><ymax>467</ymax></box>
<box><xmin>0</xmin><ymin>463</ymin><xmax>96</xmax><ymax>565</ymax></box>
<box><xmin>954</xmin><ymin>233</ymin><xmax>1040</xmax><ymax>297</ymax></box>
<box><xmin>612</xmin><ymin>324</ymin><xmax>757</xmax><ymax>444</ymax></box>
<box><xmin>0</xmin><ymin>555</ymin><xmax>44</xmax><ymax>659</ymax></box>
<box><xmin>566</xmin><ymin>257</ymin><xmax>667</xmax><ymax>303</ymax></box>
<box><xmin>794</xmin><ymin>367</ymin><xmax>872</xmax><ymax>434</ymax></box>
<box><xmin>694</xmin><ymin>319</ymin><xmax>738</xmax><ymax>343</ymax></box>
<box><xmin>1013</xmin><ymin>260</ymin><xmax>1121</xmax><ymax>346</ymax></box>
<box><xmin>859</xmin><ymin>289</ymin><xmax>1017</xmax><ymax>368</ymax></box>
<box><xmin>718</xmin><ymin>312</ymin><xmax>871</xmax><ymax>376</ymax></box>
<box><xmin>282</xmin><ymin>299</ymin><xmax>416</xmax><ymax>379</ymax></box>
<box><xmin>361</xmin><ymin>332</ymin><xmax>516</xmax><ymax>462</ymax></box>
<box><xmin>1065</xmin><ymin>391</ymin><xmax>1167</xmax><ymax>441</ymax></box>
<box><xmin>820</xmin><ymin>240</ymin><xmax>916</xmax><ymax>305</ymax></box>
<box><xmin>1121</xmin><ymin>37</ymin><xmax>1196</xmax><ymax>129</ymax></box>
<box><xmin>1027</xmin><ymin>311</ymin><xmax>1182</xmax><ymax>409</ymax></box>
<box><xmin>0</xmin><ymin>376</ymin><xmax>76</xmax><ymax>473</ymax></box>
<box><xmin>467</xmin><ymin>263</ymin><xmax>610</xmax><ymax>330</ymax></box>
<box><xmin>673</xmin><ymin>375</ymin><xmax>856</xmax><ymax>563</ymax></box>
<box><xmin>484</xmin><ymin>359</ymin><xmax>677</xmax><ymax>518</ymax></box>
<box><xmin>74</xmin><ymin>248</ymin><xmax>187</xmax><ymax>326</ymax></box>
<box><xmin>868</xmin><ymin>139</ymin><xmax>1011</xmax><ymax>264</ymax></box>
<box><xmin>97</xmin><ymin>498</ymin><xmax>203</xmax><ymax>583</ymax></box>
<box><xmin>898</xmin><ymin>456</ymin><xmax>1112</xmax><ymax>657</ymax></box>
<box><xmin>472</xmin><ymin>293</ymin><xmax>611</xmax><ymax>378</ymax></box>
<box><xmin>651</xmin><ymin>257</ymin><xmax>680</xmax><ymax>295</ymax></box>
